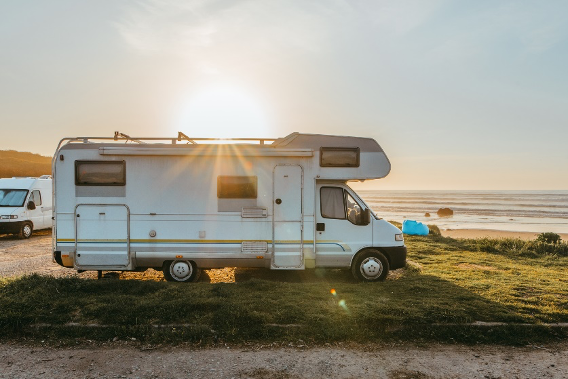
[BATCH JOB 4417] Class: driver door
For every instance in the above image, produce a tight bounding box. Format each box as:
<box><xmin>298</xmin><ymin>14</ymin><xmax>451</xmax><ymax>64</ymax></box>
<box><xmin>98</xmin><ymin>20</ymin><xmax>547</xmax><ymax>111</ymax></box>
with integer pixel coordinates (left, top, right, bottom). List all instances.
<box><xmin>315</xmin><ymin>185</ymin><xmax>373</xmax><ymax>267</ymax></box>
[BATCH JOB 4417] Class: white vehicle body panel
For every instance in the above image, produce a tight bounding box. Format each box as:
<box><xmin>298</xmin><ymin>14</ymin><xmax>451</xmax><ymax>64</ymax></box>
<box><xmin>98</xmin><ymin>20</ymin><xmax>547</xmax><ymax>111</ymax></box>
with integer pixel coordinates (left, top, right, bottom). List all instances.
<box><xmin>0</xmin><ymin>176</ymin><xmax>52</xmax><ymax>235</ymax></box>
<box><xmin>52</xmin><ymin>133</ymin><xmax>405</xmax><ymax>273</ymax></box>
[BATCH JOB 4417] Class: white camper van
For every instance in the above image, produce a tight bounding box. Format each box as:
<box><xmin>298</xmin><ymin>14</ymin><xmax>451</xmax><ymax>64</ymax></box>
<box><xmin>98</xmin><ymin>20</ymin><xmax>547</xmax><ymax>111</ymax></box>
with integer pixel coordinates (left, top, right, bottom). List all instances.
<box><xmin>52</xmin><ymin>132</ymin><xmax>406</xmax><ymax>282</ymax></box>
<box><xmin>0</xmin><ymin>176</ymin><xmax>53</xmax><ymax>238</ymax></box>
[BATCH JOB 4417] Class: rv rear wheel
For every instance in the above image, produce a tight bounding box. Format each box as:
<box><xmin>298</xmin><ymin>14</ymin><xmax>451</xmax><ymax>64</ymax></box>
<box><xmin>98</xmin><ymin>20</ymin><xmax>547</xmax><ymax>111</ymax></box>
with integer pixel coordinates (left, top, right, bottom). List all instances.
<box><xmin>351</xmin><ymin>250</ymin><xmax>389</xmax><ymax>282</ymax></box>
<box><xmin>19</xmin><ymin>222</ymin><xmax>33</xmax><ymax>239</ymax></box>
<box><xmin>163</xmin><ymin>260</ymin><xmax>201</xmax><ymax>282</ymax></box>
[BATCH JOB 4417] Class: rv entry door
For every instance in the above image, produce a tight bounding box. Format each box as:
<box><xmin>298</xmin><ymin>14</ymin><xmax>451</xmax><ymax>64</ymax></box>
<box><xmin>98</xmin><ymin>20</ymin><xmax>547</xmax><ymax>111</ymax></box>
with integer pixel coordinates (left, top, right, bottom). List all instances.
<box><xmin>75</xmin><ymin>204</ymin><xmax>130</xmax><ymax>268</ymax></box>
<box><xmin>272</xmin><ymin>165</ymin><xmax>304</xmax><ymax>269</ymax></box>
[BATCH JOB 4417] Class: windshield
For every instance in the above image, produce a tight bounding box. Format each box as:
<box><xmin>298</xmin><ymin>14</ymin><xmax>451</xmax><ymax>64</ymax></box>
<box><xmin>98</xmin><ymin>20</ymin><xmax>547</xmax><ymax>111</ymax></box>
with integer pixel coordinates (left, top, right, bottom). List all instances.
<box><xmin>0</xmin><ymin>189</ymin><xmax>29</xmax><ymax>207</ymax></box>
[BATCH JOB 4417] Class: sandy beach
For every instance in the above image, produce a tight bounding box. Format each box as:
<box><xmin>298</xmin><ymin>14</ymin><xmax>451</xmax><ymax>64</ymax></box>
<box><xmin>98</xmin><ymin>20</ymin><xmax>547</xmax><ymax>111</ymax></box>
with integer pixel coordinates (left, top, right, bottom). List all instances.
<box><xmin>441</xmin><ymin>228</ymin><xmax>568</xmax><ymax>241</ymax></box>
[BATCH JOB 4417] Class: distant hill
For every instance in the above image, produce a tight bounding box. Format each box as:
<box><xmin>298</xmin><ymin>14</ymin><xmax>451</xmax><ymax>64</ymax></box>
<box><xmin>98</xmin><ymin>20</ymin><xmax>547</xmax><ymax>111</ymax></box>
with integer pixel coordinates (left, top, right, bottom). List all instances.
<box><xmin>0</xmin><ymin>150</ymin><xmax>52</xmax><ymax>178</ymax></box>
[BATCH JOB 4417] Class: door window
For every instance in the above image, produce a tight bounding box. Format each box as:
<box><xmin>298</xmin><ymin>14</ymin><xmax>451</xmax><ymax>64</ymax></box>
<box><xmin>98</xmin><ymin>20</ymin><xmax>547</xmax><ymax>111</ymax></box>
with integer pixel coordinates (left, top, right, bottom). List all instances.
<box><xmin>346</xmin><ymin>192</ymin><xmax>362</xmax><ymax>225</ymax></box>
<box><xmin>320</xmin><ymin>187</ymin><xmax>346</xmax><ymax>219</ymax></box>
<box><xmin>31</xmin><ymin>190</ymin><xmax>42</xmax><ymax>206</ymax></box>
<box><xmin>320</xmin><ymin>187</ymin><xmax>364</xmax><ymax>225</ymax></box>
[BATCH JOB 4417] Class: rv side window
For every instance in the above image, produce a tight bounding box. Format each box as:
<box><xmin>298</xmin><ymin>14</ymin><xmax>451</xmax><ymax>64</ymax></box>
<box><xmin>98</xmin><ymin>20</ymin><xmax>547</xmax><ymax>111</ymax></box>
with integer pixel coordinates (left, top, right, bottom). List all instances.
<box><xmin>320</xmin><ymin>187</ymin><xmax>346</xmax><ymax>219</ymax></box>
<box><xmin>75</xmin><ymin>161</ymin><xmax>126</xmax><ymax>186</ymax></box>
<box><xmin>217</xmin><ymin>176</ymin><xmax>257</xmax><ymax>198</ymax></box>
<box><xmin>320</xmin><ymin>147</ymin><xmax>360</xmax><ymax>167</ymax></box>
<box><xmin>31</xmin><ymin>190</ymin><xmax>42</xmax><ymax>206</ymax></box>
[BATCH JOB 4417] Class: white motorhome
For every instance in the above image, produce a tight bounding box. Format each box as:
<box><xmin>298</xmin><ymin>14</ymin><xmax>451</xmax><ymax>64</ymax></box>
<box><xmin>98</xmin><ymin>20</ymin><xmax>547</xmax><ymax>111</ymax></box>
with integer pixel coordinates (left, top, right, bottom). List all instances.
<box><xmin>52</xmin><ymin>132</ymin><xmax>406</xmax><ymax>282</ymax></box>
<box><xmin>0</xmin><ymin>176</ymin><xmax>53</xmax><ymax>238</ymax></box>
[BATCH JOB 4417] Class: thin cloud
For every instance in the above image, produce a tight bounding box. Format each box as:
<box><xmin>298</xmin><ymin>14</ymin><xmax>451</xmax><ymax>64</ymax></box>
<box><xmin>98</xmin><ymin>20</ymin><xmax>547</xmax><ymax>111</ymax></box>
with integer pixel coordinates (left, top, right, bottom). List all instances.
<box><xmin>115</xmin><ymin>0</ymin><xmax>348</xmax><ymax>56</ymax></box>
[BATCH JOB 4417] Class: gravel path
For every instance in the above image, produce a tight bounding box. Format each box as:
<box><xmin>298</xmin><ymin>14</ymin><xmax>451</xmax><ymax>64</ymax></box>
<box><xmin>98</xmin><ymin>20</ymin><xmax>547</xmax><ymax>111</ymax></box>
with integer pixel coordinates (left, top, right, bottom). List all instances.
<box><xmin>0</xmin><ymin>342</ymin><xmax>566</xmax><ymax>379</ymax></box>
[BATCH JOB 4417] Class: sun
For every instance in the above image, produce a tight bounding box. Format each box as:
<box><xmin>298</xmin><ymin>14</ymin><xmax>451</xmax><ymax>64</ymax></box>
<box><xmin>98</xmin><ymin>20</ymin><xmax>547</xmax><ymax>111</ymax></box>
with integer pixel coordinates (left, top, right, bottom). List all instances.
<box><xmin>172</xmin><ymin>84</ymin><xmax>273</xmax><ymax>139</ymax></box>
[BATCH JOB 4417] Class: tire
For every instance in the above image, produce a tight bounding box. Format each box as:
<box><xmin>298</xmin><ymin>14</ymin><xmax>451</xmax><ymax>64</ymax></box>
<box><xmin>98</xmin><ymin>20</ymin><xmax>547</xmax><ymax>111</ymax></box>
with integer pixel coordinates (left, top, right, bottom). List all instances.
<box><xmin>162</xmin><ymin>260</ymin><xmax>201</xmax><ymax>282</ymax></box>
<box><xmin>19</xmin><ymin>222</ymin><xmax>33</xmax><ymax>239</ymax></box>
<box><xmin>351</xmin><ymin>250</ymin><xmax>389</xmax><ymax>282</ymax></box>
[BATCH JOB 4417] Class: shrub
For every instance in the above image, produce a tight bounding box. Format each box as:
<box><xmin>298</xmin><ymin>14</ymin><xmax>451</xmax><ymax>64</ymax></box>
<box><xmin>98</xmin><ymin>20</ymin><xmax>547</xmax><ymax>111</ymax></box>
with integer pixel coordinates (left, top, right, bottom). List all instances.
<box><xmin>536</xmin><ymin>232</ymin><xmax>562</xmax><ymax>244</ymax></box>
<box><xmin>428</xmin><ymin>224</ymin><xmax>441</xmax><ymax>236</ymax></box>
<box><xmin>470</xmin><ymin>237</ymin><xmax>568</xmax><ymax>257</ymax></box>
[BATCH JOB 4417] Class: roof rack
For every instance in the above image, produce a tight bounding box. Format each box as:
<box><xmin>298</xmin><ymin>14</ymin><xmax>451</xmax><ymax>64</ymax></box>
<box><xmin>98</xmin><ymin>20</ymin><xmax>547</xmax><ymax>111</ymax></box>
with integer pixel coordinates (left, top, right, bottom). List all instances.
<box><xmin>52</xmin><ymin>132</ymin><xmax>281</xmax><ymax>165</ymax></box>
<box><xmin>60</xmin><ymin>131</ymin><xmax>277</xmax><ymax>145</ymax></box>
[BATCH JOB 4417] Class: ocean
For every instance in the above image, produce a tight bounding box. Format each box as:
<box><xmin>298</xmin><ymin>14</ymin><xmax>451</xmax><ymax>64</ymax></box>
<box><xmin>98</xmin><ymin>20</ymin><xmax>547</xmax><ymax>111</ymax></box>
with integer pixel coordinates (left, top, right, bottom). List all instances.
<box><xmin>357</xmin><ymin>190</ymin><xmax>568</xmax><ymax>234</ymax></box>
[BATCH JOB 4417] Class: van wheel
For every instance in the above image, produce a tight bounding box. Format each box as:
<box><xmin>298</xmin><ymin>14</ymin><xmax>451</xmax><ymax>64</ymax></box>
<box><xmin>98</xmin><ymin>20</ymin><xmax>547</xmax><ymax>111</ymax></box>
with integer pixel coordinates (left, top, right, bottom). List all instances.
<box><xmin>163</xmin><ymin>260</ymin><xmax>200</xmax><ymax>282</ymax></box>
<box><xmin>19</xmin><ymin>222</ymin><xmax>33</xmax><ymax>239</ymax></box>
<box><xmin>351</xmin><ymin>250</ymin><xmax>389</xmax><ymax>282</ymax></box>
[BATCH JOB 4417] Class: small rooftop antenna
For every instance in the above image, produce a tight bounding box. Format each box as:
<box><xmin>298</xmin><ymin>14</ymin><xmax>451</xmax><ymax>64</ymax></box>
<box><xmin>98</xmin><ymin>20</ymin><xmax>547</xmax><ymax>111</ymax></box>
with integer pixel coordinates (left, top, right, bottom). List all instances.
<box><xmin>114</xmin><ymin>131</ymin><xmax>147</xmax><ymax>144</ymax></box>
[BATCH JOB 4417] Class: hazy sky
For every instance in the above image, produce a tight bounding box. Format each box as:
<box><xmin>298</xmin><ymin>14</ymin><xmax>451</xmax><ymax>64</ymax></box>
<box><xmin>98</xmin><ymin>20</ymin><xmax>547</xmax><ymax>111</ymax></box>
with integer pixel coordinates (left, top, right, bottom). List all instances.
<box><xmin>1</xmin><ymin>0</ymin><xmax>567</xmax><ymax>190</ymax></box>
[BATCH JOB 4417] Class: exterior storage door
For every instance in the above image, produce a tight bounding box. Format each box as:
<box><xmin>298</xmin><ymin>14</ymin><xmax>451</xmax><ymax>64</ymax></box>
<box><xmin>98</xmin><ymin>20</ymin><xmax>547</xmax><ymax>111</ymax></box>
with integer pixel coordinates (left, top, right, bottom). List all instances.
<box><xmin>75</xmin><ymin>204</ymin><xmax>130</xmax><ymax>268</ymax></box>
<box><xmin>272</xmin><ymin>165</ymin><xmax>304</xmax><ymax>269</ymax></box>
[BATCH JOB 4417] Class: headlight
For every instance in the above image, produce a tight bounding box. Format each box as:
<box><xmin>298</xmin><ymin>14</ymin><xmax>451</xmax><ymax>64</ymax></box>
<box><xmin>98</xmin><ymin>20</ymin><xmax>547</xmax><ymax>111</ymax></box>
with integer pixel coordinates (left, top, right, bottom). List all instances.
<box><xmin>10</xmin><ymin>215</ymin><xmax>18</xmax><ymax>219</ymax></box>
<box><xmin>395</xmin><ymin>233</ymin><xmax>404</xmax><ymax>241</ymax></box>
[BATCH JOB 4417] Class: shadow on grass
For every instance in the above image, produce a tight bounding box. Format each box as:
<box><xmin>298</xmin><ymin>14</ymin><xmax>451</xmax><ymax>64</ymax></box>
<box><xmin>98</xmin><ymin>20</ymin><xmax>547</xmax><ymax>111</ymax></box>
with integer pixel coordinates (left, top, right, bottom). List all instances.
<box><xmin>232</xmin><ymin>268</ymin><xmax>357</xmax><ymax>283</ymax></box>
<box><xmin>0</xmin><ymin>273</ymin><xmax>565</xmax><ymax>345</ymax></box>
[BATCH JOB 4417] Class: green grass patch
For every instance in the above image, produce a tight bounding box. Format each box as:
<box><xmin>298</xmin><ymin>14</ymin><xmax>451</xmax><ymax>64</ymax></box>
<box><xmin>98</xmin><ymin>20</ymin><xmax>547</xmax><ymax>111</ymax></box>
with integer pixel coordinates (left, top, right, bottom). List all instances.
<box><xmin>1</xmin><ymin>235</ymin><xmax>567</xmax><ymax>345</ymax></box>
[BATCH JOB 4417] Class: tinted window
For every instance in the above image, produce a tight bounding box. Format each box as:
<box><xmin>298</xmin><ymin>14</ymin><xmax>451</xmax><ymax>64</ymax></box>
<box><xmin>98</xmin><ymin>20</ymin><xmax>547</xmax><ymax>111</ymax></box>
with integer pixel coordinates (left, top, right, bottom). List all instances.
<box><xmin>75</xmin><ymin>161</ymin><xmax>126</xmax><ymax>186</ymax></box>
<box><xmin>31</xmin><ymin>190</ymin><xmax>42</xmax><ymax>206</ymax></box>
<box><xmin>217</xmin><ymin>176</ymin><xmax>257</xmax><ymax>198</ymax></box>
<box><xmin>320</xmin><ymin>147</ymin><xmax>360</xmax><ymax>167</ymax></box>
<box><xmin>0</xmin><ymin>189</ymin><xmax>28</xmax><ymax>207</ymax></box>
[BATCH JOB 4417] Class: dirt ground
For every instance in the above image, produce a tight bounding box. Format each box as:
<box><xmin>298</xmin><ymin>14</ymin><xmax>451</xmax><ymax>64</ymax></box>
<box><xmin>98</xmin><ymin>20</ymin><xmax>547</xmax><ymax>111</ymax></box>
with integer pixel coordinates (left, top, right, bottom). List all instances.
<box><xmin>1</xmin><ymin>232</ymin><xmax>567</xmax><ymax>378</ymax></box>
<box><xmin>0</xmin><ymin>342</ymin><xmax>566</xmax><ymax>379</ymax></box>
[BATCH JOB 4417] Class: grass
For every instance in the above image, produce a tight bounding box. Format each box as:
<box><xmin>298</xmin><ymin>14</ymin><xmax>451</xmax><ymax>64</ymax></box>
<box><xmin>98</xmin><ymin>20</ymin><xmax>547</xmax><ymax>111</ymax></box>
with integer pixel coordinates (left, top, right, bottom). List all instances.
<box><xmin>0</xmin><ymin>234</ymin><xmax>567</xmax><ymax>345</ymax></box>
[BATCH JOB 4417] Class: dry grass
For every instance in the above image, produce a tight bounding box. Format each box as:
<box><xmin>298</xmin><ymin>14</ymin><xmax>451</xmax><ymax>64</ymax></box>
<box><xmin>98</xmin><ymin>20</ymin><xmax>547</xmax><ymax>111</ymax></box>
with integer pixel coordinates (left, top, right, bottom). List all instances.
<box><xmin>0</xmin><ymin>234</ymin><xmax>567</xmax><ymax>345</ymax></box>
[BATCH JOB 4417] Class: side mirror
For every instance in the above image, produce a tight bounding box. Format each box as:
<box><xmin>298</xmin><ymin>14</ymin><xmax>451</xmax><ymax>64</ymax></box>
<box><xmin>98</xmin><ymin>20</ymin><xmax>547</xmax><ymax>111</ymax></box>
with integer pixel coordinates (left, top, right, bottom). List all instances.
<box><xmin>27</xmin><ymin>201</ymin><xmax>36</xmax><ymax>210</ymax></box>
<box><xmin>359</xmin><ymin>208</ymin><xmax>371</xmax><ymax>226</ymax></box>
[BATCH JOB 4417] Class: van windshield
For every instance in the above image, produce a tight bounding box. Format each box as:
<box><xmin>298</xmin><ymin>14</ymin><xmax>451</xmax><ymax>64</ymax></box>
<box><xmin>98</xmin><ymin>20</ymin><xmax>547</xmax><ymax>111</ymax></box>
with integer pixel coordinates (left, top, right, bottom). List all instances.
<box><xmin>0</xmin><ymin>189</ymin><xmax>28</xmax><ymax>207</ymax></box>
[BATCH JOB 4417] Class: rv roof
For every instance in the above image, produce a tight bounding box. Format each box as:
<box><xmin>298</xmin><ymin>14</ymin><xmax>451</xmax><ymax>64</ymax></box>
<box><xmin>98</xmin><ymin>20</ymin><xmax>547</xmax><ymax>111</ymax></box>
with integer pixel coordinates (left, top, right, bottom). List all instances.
<box><xmin>58</xmin><ymin>132</ymin><xmax>384</xmax><ymax>153</ymax></box>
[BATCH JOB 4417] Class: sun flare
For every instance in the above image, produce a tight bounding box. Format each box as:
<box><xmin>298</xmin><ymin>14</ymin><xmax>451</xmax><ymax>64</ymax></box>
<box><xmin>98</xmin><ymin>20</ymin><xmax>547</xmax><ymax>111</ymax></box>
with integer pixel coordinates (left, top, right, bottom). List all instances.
<box><xmin>172</xmin><ymin>84</ymin><xmax>272</xmax><ymax>139</ymax></box>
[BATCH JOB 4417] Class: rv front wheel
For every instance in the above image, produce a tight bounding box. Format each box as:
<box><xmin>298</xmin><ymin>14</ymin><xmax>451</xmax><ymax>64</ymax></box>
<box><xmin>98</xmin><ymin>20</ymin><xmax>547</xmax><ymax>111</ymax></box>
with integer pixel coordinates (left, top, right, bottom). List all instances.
<box><xmin>163</xmin><ymin>260</ymin><xmax>200</xmax><ymax>282</ymax></box>
<box><xmin>19</xmin><ymin>222</ymin><xmax>33</xmax><ymax>239</ymax></box>
<box><xmin>351</xmin><ymin>250</ymin><xmax>389</xmax><ymax>282</ymax></box>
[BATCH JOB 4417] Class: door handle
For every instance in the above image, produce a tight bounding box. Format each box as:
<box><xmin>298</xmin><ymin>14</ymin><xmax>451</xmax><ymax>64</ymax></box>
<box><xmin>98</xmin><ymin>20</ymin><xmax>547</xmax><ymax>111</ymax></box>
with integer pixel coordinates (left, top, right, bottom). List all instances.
<box><xmin>316</xmin><ymin>223</ymin><xmax>325</xmax><ymax>231</ymax></box>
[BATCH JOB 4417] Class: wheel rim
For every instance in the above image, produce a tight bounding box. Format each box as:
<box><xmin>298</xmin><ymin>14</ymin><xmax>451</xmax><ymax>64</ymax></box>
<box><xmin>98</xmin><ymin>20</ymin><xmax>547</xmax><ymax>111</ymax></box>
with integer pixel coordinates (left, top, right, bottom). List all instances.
<box><xmin>360</xmin><ymin>257</ymin><xmax>383</xmax><ymax>280</ymax></box>
<box><xmin>23</xmin><ymin>224</ymin><xmax>32</xmax><ymax>238</ymax></box>
<box><xmin>169</xmin><ymin>260</ymin><xmax>192</xmax><ymax>281</ymax></box>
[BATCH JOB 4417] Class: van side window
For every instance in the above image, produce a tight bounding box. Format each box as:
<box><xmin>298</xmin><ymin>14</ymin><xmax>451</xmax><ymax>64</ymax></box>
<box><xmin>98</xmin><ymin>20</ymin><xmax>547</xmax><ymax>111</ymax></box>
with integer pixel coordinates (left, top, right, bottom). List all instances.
<box><xmin>75</xmin><ymin>161</ymin><xmax>126</xmax><ymax>186</ymax></box>
<box><xmin>217</xmin><ymin>176</ymin><xmax>257</xmax><ymax>198</ymax></box>
<box><xmin>320</xmin><ymin>187</ymin><xmax>346</xmax><ymax>219</ymax></box>
<box><xmin>31</xmin><ymin>190</ymin><xmax>42</xmax><ymax>206</ymax></box>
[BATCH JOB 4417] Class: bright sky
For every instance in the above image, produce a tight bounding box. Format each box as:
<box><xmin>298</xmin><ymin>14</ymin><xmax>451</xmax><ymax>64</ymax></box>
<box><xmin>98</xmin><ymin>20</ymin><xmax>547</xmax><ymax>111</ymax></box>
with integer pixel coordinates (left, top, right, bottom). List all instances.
<box><xmin>1</xmin><ymin>0</ymin><xmax>567</xmax><ymax>190</ymax></box>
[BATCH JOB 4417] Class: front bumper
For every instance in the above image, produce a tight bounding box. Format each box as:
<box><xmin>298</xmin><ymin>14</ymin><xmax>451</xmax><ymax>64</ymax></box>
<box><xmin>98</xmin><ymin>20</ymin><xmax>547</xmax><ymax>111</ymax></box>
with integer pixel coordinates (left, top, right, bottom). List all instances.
<box><xmin>0</xmin><ymin>221</ymin><xmax>25</xmax><ymax>234</ymax></box>
<box><xmin>381</xmin><ymin>245</ymin><xmax>407</xmax><ymax>270</ymax></box>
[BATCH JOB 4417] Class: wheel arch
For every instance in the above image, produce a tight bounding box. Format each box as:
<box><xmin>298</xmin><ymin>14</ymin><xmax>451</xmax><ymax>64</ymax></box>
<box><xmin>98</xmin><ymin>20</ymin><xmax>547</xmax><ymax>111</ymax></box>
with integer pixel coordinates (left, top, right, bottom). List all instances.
<box><xmin>350</xmin><ymin>246</ymin><xmax>393</xmax><ymax>268</ymax></box>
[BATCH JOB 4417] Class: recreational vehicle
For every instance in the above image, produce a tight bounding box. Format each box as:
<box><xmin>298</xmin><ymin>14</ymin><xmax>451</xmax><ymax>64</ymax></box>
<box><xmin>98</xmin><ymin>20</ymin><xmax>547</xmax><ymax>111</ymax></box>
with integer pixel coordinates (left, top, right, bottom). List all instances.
<box><xmin>0</xmin><ymin>176</ymin><xmax>52</xmax><ymax>238</ymax></box>
<box><xmin>52</xmin><ymin>132</ymin><xmax>406</xmax><ymax>282</ymax></box>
